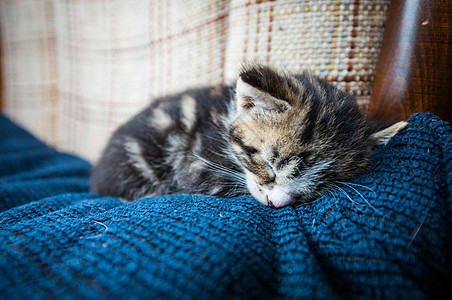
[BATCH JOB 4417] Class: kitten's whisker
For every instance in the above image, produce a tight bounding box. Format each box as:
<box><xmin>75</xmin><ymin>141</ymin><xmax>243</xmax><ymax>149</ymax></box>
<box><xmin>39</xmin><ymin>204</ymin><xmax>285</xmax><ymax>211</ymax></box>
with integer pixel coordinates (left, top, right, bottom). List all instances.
<box><xmin>199</xmin><ymin>132</ymin><xmax>225</xmax><ymax>144</ymax></box>
<box><xmin>317</xmin><ymin>184</ymin><xmax>341</xmax><ymax>206</ymax></box>
<box><xmin>336</xmin><ymin>181</ymin><xmax>377</xmax><ymax>212</ymax></box>
<box><xmin>334</xmin><ymin>184</ymin><xmax>360</xmax><ymax>209</ymax></box>
<box><xmin>297</xmin><ymin>197</ymin><xmax>322</xmax><ymax>206</ymax></box>
<box><xmin>294</xmin><ymin>165</ymin><xmax>304</xmax><ymax>176</ymax></box>
<box><xmin>192</xmin><ymin>152</ymin><xmax>246</xmax><ymax>184</ymax></box>
<box><xmin>409</xmin><ymin>201</ymin><xmax>433</xmax><ymax>246</ymax></box>
<box><xmin>291</xmin><ymin>156</ymin><xmax>308</xmax><ymax>168</ymax></box>
<box><xmin>225</xmin><ymin>182</ymin><xmax>247</xmax><ymax>187</ymax></box>
<box><xmin>342</xmin><ymin>182</ymin><xmax>377</xmax><ymax>195</ymax></box>
<box><xmin>206</xmin><ymin>148</ymin><xmax>236</xmax><ymax>162</ymax></box>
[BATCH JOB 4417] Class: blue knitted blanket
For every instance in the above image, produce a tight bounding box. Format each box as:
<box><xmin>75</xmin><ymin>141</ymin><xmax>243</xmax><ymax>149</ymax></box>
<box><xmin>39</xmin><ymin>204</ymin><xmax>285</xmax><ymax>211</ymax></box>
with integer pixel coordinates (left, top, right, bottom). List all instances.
<box><xmin>0</xmin><ymin>113</ymin><xmax>450</xmax><ymax>299</ymax></box>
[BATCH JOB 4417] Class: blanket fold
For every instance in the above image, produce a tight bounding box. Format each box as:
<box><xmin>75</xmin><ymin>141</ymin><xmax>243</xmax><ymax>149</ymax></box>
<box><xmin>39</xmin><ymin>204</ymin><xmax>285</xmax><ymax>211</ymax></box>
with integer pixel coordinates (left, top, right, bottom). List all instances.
<box><xmin>0</xmin><ymin>113</ymin><xmax>450</xmax><ymax>299</ymax></box>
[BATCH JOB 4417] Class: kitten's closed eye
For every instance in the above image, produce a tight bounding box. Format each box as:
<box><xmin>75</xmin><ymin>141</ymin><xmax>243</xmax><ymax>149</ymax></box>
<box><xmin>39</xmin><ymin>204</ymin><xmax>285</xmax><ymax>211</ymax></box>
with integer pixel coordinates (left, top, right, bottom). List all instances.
<box><xmin>276</xmin><ymin>158</ymin><xmax>291</xmax><ymax>170</ymax></box>
<box><xmin>91</xmin><ymin>64</ymin><xmax>407</xmax><ymax>208</ymax></box>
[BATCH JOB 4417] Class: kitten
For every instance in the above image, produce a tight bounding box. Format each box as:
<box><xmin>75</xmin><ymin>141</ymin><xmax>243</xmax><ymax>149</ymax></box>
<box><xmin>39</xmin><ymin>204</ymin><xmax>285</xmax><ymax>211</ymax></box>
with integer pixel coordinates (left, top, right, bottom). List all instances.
<box><xmin>90</xmin><ymin>64</ymin><xmax>407</xmax><ymax>208</ymax></box>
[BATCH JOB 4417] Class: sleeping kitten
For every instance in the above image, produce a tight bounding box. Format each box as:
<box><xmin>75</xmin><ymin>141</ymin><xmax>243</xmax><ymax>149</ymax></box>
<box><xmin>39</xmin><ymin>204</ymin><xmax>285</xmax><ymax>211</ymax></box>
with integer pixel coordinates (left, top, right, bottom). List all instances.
<box><xmin>90</xmin><ymin>64</ymin><xmax>407</xmax><ymax>208</ymax></box>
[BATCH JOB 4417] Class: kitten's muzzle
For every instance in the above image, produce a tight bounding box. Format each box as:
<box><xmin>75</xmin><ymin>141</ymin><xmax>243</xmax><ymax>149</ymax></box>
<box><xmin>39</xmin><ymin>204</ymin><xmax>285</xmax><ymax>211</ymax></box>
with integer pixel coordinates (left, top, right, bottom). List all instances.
<box><xmin>246</xmin><ymin>173</ymin><xmax>295</xmax><ymax>208</ymax></box>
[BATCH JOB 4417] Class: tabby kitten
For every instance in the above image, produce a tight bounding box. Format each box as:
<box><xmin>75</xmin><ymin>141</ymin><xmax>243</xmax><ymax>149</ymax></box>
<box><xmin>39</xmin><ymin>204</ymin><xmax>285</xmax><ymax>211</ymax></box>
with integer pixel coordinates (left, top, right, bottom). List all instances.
<box><xmin>90</xmin><ymin>65</ymin><xmax>406</xmax><ymax>208</ymax></box>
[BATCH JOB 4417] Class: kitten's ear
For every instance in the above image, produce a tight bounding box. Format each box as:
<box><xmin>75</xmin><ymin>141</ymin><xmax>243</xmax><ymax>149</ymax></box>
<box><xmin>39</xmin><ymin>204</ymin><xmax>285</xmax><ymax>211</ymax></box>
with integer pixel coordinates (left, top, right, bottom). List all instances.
<box><xmin>235</xmin><ymin>77</ymin><xmax>291</xmax><ymax>115</ymax></box>
<box><xmin>371</xmin><ymin>121</ymin><xmax>408</xmax><ymax>146</ymax></box>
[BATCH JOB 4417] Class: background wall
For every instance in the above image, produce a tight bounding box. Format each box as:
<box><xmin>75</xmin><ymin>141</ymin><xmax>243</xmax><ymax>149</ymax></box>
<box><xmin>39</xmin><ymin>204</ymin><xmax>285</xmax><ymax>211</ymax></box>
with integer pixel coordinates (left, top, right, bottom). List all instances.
<box><xmin>0</xmin><ymin>0</ymin><xmax>390</xmax><ymax>162</ymax></box>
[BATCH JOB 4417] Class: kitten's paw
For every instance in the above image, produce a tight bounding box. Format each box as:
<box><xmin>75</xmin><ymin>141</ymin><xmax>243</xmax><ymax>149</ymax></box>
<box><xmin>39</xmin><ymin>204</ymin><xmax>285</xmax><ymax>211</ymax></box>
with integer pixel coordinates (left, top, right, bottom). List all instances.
<box><xmin>372</xmin><ymin>121</ymin><xmax>408</xmax><ymax>146</ymax></box>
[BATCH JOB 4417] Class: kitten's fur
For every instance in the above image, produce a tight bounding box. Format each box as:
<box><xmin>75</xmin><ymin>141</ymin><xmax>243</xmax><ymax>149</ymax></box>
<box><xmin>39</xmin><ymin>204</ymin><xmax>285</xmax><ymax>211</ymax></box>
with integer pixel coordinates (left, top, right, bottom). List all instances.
<box><xmin>90</xmin><ymin>65</ymin><xmax>406</xmax><ymax>208</ymax></box>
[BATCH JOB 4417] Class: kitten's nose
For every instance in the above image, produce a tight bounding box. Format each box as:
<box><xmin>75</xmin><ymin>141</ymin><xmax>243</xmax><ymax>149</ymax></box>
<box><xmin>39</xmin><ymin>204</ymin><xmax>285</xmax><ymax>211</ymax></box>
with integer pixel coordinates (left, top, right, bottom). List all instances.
<box><xmin>266</xmin><ymin>196</ymin><xmax>276</xmax><ymax>208</ymax></box>
<box><xmin>266</xmin><ymin>187</ymin><xmax>294</xmax><ymax>208</ymax></box>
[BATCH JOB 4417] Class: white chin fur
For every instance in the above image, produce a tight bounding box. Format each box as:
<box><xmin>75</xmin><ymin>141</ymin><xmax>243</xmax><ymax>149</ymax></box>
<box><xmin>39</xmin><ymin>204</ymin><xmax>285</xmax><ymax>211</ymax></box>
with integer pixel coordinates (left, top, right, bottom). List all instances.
<box><xmin>246</xmin><ymin>175</ymin><xmax>295</xmax><ymax>208</ymax></box>
<box><xmin>246</xmin><ymin>176</ymin><xmax>268</xmax><ymax>205</ymax></box>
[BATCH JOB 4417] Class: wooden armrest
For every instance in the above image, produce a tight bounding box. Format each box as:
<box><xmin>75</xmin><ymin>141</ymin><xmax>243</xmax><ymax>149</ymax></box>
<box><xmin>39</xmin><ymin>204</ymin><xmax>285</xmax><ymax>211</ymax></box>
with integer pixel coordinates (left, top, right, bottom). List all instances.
<box><xmin>368</xmin><ymin>0</ymin><xmax>452</xmax><ymax>123</ymax></box>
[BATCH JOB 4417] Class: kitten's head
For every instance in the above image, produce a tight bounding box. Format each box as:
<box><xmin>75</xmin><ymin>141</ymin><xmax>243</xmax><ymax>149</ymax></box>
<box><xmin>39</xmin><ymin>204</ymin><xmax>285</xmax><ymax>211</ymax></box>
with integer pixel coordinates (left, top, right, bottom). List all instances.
<box><xmin>228</xmin><ymin>65</ymin><xmax>407</xmax><ymax>208</ymax></box>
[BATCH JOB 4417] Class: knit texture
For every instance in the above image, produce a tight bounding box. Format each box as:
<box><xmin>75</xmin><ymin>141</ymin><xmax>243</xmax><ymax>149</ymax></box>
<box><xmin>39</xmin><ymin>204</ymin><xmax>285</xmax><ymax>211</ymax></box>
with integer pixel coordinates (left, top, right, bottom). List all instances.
<box><xmin>0</xmin><ymin>113</ymin><xmax>450</xmax><ymax>299</ymax></box>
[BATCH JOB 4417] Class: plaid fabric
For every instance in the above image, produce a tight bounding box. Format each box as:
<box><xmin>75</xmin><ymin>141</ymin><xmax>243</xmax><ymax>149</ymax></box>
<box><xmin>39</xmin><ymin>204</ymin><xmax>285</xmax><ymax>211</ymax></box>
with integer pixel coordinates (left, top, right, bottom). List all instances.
<box><xmin>0</xmin><ymin>0</ymin><xmax>390</xmax><ymax>162</ymax></box>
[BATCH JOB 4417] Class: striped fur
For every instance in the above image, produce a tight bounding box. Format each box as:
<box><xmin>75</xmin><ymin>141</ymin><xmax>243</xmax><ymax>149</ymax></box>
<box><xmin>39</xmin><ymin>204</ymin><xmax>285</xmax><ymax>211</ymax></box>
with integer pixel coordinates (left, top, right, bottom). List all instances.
<box><xmin>91</xmin><ymin>65</ymin><xmax>406</xmax><ymax>208</ymax></box>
